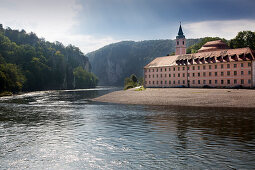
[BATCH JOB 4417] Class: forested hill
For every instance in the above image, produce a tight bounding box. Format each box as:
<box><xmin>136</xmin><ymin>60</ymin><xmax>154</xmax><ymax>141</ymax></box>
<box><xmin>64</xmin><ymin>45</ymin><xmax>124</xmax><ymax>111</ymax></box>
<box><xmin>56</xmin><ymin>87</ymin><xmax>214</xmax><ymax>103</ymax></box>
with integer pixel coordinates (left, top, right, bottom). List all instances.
<box><xmin>0</xmin><ymin>24</ymin><xmax>98</xmax><ymax>94</ymax></box>
<box><xmin>87</xmin><ymin>39</ymin><xmax>200</xmax><ymax>86</ymax></box>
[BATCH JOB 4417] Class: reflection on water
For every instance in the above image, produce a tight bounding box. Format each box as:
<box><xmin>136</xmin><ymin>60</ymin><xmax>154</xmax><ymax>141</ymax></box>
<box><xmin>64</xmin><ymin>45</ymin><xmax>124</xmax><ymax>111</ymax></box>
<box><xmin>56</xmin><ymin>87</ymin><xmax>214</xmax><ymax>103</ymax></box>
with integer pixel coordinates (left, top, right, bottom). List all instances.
<box><xmin>0</xmin><ymin>87</ymin><xmax>255</xmax><ymax>169</ymax></box>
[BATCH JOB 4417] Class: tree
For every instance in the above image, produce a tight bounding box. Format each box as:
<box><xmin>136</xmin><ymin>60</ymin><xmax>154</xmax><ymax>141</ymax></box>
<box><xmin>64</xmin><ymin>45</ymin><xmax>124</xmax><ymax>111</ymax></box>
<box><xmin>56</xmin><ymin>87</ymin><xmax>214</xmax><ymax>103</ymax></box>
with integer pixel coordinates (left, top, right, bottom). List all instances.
<box><xmin>229</xmin><ymin>31</ymin><xmax>255</xmax><ymax>50</ymax></box>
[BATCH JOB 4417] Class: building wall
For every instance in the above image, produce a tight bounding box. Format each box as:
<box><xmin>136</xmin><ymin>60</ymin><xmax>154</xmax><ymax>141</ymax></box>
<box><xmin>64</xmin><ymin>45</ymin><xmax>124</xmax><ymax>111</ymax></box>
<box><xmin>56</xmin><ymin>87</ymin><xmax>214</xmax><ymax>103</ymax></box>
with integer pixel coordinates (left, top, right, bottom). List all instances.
<box><xmin>175</xmin><ymin>38</ymin><xmax>186</xmax><ymax>55</ymax></box>
<box><xmin>252</xmin><ymin>61</ymin><xmax>255</xmax><ymax>88</ymax></box>
<box><xmin>144</xmin><ymin>61</ymin><xmax>253</xmax><ymax>88</ymax></box>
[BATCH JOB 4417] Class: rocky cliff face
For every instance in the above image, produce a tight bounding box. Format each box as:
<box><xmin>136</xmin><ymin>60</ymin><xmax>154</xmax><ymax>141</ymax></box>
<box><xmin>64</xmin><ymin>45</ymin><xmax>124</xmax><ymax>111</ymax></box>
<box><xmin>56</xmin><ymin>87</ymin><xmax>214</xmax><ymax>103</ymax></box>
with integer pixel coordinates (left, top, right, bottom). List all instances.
<box><xmin>87</xmin><ymin>39</ymin><xmax>200</xmax><ymax>86</ymax></box>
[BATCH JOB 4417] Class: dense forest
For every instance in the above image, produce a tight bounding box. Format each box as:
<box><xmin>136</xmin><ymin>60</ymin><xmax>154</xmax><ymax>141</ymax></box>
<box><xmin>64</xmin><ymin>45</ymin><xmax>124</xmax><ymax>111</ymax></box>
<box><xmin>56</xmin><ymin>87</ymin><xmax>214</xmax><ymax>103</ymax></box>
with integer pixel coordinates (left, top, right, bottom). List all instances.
<box><xmin>88</xmin><ymin>31</ymin><xmax>255</xmax><ymax>86</ymax></box>
<box><xmin>0</xmin><ymin>24</ymin><xmax>98</xmax><ymax>94</ymax></box>
<box><xmin>87</xmin><ymin>39</ymin><xmax>200</xmax><ymax>86</ymax></box>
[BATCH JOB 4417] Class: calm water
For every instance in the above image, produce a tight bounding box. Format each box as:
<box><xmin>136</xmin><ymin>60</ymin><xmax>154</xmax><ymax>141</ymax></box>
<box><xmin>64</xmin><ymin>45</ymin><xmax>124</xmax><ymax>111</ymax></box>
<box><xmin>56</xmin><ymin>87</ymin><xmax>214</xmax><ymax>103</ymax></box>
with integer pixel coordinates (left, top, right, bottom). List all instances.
<box><xmin>0</xmin><ymin>87</ymin><xmax>255</xmax><ymax>169</ymax></box>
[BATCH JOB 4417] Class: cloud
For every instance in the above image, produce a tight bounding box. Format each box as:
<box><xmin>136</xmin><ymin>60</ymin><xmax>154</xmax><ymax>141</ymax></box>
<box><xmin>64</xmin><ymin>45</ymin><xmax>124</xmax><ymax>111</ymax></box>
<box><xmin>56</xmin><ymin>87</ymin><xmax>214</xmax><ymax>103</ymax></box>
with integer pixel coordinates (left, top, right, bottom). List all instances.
<box><xmin>184</xmin><ymin>19</ymin><xmax>255</xmax><ymax>40</ymax></box>
<box><xmin>0</xmin><ymin>0</ymin><xmax>117</xmax><ymax>53</ymax></box>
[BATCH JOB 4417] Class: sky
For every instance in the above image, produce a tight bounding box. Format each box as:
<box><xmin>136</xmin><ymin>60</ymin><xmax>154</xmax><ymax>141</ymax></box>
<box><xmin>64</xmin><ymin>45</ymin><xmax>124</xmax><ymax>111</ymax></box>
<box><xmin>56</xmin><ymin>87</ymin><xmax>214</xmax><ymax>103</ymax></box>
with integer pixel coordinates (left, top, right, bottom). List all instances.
<box><xmin>0</xmin><ymin>0</ymin><xmax>255</xmax><ymax>54</ymax></box>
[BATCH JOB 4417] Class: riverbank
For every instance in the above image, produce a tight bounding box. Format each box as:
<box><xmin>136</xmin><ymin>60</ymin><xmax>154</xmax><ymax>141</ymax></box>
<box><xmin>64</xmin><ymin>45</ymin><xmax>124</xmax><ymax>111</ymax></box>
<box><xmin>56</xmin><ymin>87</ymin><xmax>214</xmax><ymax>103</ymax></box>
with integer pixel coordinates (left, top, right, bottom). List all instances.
<box><xmin>92</xmin><ymin>88</ymin><xmax>255</xmax><ymax>108</ymax></box>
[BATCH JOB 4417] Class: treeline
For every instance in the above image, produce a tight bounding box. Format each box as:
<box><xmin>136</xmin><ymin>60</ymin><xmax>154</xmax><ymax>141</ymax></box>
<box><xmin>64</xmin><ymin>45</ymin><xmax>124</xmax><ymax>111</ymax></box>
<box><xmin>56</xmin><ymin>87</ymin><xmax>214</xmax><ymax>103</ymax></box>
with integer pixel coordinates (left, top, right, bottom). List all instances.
<box><xmin>0</xmin><ymin>24</ymin><xmax>98</xmax><ymax>94</ymax></box>
<box><xmin>187</xmin><ymin>31</ymin><xmax>255</xmax><ymax>53</ymax></box>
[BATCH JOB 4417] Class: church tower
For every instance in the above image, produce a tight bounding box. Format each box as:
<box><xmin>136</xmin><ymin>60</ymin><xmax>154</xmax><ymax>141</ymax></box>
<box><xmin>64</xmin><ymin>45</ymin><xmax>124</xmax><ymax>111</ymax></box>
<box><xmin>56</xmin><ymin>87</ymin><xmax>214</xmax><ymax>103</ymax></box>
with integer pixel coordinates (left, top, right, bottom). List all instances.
<box><xmin>175</xmin><ymin>23</ymin><xmax>186</xmax><ymax>55</ymax></box>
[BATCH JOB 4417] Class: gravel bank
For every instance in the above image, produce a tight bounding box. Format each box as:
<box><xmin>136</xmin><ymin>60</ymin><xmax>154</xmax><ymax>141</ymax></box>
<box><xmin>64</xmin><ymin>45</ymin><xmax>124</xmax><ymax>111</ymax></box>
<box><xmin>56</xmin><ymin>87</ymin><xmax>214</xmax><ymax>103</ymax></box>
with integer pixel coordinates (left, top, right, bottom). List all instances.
<box><xmin>92</xmin><ymin>88</ymin><xmax>255</xmax><ymax>108</ymax></box>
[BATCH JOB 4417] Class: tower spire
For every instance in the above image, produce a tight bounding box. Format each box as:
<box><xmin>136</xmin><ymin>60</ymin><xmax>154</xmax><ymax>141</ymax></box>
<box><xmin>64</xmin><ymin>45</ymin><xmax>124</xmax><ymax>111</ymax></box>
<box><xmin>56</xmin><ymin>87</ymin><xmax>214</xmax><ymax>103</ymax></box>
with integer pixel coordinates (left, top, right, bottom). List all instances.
<box><xmin>175</xmin><ymin>22</ymin><xmax>186</xmax><ymax>55</ymax></box>
<box><xmin>177</xmin><ymin>22</ymin><xmax>184</xmax><ymax>38</ymax></box>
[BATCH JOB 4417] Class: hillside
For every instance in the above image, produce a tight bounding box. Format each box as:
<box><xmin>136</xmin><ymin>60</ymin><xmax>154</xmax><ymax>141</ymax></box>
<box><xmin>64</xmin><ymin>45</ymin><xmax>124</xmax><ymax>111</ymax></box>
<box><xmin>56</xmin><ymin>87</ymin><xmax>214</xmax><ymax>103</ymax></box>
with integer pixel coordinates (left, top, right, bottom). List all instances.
<box><xmin>87</xmin><ymin>39</ymin><xmax>200</xmax><ymax>86</ymax></box>
<box><xmin>0</xmin><ymin>25</ymin><xmax>98</xmax><ymax>93</ymax></box>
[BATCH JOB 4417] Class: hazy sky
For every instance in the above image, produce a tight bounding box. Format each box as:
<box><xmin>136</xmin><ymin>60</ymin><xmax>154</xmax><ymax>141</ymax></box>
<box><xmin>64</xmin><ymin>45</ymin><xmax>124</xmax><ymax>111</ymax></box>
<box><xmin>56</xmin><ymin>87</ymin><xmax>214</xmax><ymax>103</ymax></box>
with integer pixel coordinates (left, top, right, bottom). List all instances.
<box><xmin>0</xmin><ymin>0</ymin><xmax>255</xmax><ymax>53</ymax></box>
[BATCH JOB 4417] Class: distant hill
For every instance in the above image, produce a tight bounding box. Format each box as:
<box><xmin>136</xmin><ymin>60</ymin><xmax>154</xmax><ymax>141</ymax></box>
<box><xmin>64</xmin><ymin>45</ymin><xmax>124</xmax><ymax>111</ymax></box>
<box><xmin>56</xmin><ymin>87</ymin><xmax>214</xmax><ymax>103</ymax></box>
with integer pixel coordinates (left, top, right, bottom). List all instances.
<box><xmin>87</xmin><ymin>39</ymin><xmax>201</xmax><ymax>86</ymax></box>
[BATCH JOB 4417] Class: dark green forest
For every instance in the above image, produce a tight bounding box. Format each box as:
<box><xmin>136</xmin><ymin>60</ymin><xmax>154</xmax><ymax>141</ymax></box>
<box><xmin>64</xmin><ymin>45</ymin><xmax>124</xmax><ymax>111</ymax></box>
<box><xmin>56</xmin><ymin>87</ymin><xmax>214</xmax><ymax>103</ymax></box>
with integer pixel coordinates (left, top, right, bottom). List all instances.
<box><xmin>0</xmin><ymin>24</ymin><xmax>98</xmax><ymax>94</ymax></box>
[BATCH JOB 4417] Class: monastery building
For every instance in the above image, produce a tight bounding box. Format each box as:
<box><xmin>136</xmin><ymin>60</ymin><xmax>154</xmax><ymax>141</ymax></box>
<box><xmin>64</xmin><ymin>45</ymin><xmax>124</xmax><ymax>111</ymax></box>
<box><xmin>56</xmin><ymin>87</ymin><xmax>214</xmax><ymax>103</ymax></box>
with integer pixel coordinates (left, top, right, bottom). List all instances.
<box><xmin>144</xmin><ymin>24</ymin><xmax>255</xmax><ymax>88</ymax></box>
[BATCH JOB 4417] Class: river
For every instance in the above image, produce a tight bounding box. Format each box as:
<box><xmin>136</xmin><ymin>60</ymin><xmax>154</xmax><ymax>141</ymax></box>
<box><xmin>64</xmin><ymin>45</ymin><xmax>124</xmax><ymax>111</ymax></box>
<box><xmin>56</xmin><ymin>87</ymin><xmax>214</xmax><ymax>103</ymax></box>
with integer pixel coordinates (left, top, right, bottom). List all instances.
<box><xmin>0</xmin><ymin>87</ymin><xmax>255</xmax><ymax>169</ymax></box>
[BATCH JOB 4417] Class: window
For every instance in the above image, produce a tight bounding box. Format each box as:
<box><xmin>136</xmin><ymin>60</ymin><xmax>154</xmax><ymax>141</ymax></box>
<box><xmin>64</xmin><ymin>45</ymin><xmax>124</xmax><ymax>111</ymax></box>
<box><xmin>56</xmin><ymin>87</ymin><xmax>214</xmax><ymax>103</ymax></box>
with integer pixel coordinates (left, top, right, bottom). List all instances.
<box><xmin>241</xmin><ymin>79</ymin><xmax>244</xmax><ymax>84</ymax></box>
<box><xmin>177</xmin><ymin>41</ymin><xmax>179</xmax><ymax>45</ymax></box>
<box><xmin>248</xmin><ymin>71</ymin><xmax>251</xmax><ymax>75</ymax></box>
<box><xmin>234</xmin><ymin>71</ymin><xmax>237</xmax><ymax>76</ymax></box>
<box><xmin>183</xmin><ymin>73</ymin><xmax>185</xmax><ymax>77</ymax></box>
<box><xmin>227</xmin><ymin>64</ymin><xmax>230</xmax><ymax>68</ymax></box>
<box><xmin>169</xmin><ymin>74</ymin><xmax>171</xmax><ymax>77</ymax></box>
<box><xmin>183</xmin><ymin>67</ymin><xmax>185</xmax><ymax>70</ymax></box>
<box><xmin>165</xmin><ymin>68</ymin><xmax>167</xmax><ymax>71</ymax></box>
<box><xmin>153</xmin><ymin>81</ymin><xmax>154</xmax><ymax>84</ymax></box>
<box><xmin>248</xmin><ymin>79</ymin><xmax>251</xmax><ymax>84</ymax></box>
<box><xmin>160</xmin><ymin>74</ymin><xmax>162</xmax><ymax>78</ymax></box>
<box><xmin>203</xmin><ymin>80</ymin><xmax>206</xmax><ymax>84</ymax></box>
<box><xmin>209</xmin><ymin>80</ymin><xmax>212</xmax><ymax>84</ymax></box>
<box><xmin>193</xmin><ymin>66</ymin><xmax>195</xmax><ymax>70</ymax></box>
<box><xmin>178</xmin><ymin>67</ymin><xmax>180</xmax><ymax>71</ymax></box>
<box><xmin>209</xmin><ymin>72</ymin><xmax>212</xmax><ymax>76</ymax></box>
<box><xmin>198</xmin><ymin>73</ymin><xmax>200</xmax><ymax>77</ymax></box>
<box><xmin>241</xmin><ymin>63</ymin><xmax>244</xmax><ymax>67</ymax></box>
<box><xmin>157</xmin><ymin>81</ymin><xmax>159</xmax><ymax>84</ymax></box>
<box><xmin>227</xmin><ymin>80</ymin><xmax>230</xmax><ymax>84</ymax></box>
<box><xmin>173</xmin><ymin>67</ymin><xmax>175</xmax><ymax>71</ymax></box>
<box><xmin>241</xmin><ymin>71</ymin><xmax>244</xmax><ymax>75</ymax></box>
<box><xmin>203</xmin><ymin>72</ymin><xmax>206</xmax><ymax>76</ymax></box>
<box><xmin>157</xmin><ymin>68</ymin><xmax>158</xmax><ymax>72</ymax></box>
<box><xmin>165</xmin><ymin>74</ymin><xmax>167</xmax><ymax>77</ymax></box>
<box><xmin>149</xmin><ymin>75</ymin><xmax>150</xmax><ymax>78</ymax></box>
<box><xmin>221</xmin><ymin>64</ymin><xmax>224</xmax><ymax>69</ymax></box>
<box><xmin>227</xmin><ymin>71</ymin><xmax>230</xmax><ymax>76</ymax></box>
<box><xmin>165</xmin><ymin>80</ymin><xmax>167</xmax><ymax>84</ymax></box>
<box><xmin>152</xmin><ymin>69</ymin><xmax>154</xmax><ymax>72</ymax></box>
<box><xmin>198</xmin><ymin>66</ymin><xmax>200</xmax><ymax>70</ymax></box>
<box><xmin>234</xmin><ymin>64</ymin><xmax>237</xmax><ymax>68</ymax></box>
<box><xmin>161</xmin><ymin>81</ymin><xmax>163</xmax><ymax>84</ymax></box>
<box><xmin>169</xmin><ymin>80</ymin><xmax>171</xmax><ymax>84</ymax></box>
<box><xmin>193</xmin><ymin>73</ymin><xmax>195</xmax><ymax>77</ymax></box>
<box><xmin>183</xmin><ymin>80</ymin><xmax>185</xmax><ymax>84</ymax></box>
<box><xmin>215</xmin><ymin>72</ymin><xmax>217</xmax><ymax>76</ymax></box>
<box><xmin>187</xmin><ymin>66</ymin><xmax>190</xmax><ymax>70</ymax></box>
<box><xmin>149</xmin><ymin>81</ymin><xmax>151</xmax><ymax>84</ymax></box>
<box><xmin>203</xmin><ymin>65</ymin><xmax>206</xmax><ymax>70</ymax></box>
<box><xmin>169</xmin><ymin>68</ymin><xmax>171</xmax><ymax>71</ymax></box>
<box><xmin>221</xmin><ymin>72</ymin><xmax>224</xmax><ymax>76</ymax></box>
<box><xmin>157</xmin><ymin>74</ymin><xmax>158</xmax><ymax>78</ymax></box>
<box><xmin>248</xmin><ymin>63</ymin><xmax>251</xmax><ymax>67</ymax></box>
<box><xmin>215</xmin><ymin>65</ymin><xmax>217</xmax><ymax>69</ymax></box>
<box><xmin>187</xmin><ymin>73</ymin><xmax>190</xmax><ymax>77</ymax></box>
<box><xmin>173</xmin><ymin>74</ymin><xmax>175</xmax><ymax>77</ymax></box>
<box><xmin>215</xmin><ymin>80</ymin><xmax>218</xmax><ymax>84</ymax></box>
<box><xmin>178</xmin><ymin>80</ymin><xmax>180</xmax><ymax>84</ymax></box>
<box><xmin>193</xmin><ymin>80</ymin><xmax>195</xmax><ymax>84</ymax></box>
<box><xmin>209</xmin><ymin>65</ymin><xmax>212</xmax><ymax>69</ymax></box>
<box><xmin>221</xmin><ymin>80</ymin><xmax>224</xmax><ymax>84</ymax></box>
<box><xmin>234</xmin><ymin>79</ymin><xmax>237</xmax><ymax>84</ymax></box>
<box><xmin>153</xmin><ymin>75</ymin><xmax>154</xmax><ymax>78</ymax></box>
<box><xmin>173</xmin><ymin>81</ymin><xmax>175</xmax><ymax>84</ymax></box>
<box><xmin>183</xmin><ymin>41</ymin><xmax>185</xmax><ymax>45</ymax></box>
<box><xmin>198</xmin><ymin>80</ymin><xmax>200</xmax><ymax>84</ymax></box>
<box><xmin>161</xmin><ymin>68</ymin><xmax>162</xmax><ymax>72</ymax></box>
<box><xmin>178</xmin><ymin>73</ymin><xmax>180</xmax><ymax>77</ymax></box>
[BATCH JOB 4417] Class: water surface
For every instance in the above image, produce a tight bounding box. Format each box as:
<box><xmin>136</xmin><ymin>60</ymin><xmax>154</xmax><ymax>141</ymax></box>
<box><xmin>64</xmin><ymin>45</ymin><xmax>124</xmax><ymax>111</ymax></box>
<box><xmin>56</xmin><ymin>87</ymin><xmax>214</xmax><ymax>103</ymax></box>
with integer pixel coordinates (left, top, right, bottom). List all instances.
<box><xmin>0</xmin><ymin>87</ymin><xmax>255</xmax><ymax>169</ymax></box>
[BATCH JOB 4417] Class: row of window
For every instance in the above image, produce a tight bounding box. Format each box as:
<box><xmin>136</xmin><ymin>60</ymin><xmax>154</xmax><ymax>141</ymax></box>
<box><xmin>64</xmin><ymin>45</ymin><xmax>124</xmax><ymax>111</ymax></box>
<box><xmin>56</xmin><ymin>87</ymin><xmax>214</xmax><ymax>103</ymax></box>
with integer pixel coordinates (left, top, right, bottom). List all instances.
<box><xmin>145</xmin><ymin>70</ymin><xmax>251</xmax><ymax>78</ymax></box>
<box><xmin>145</xmin><ymin>62</ymin><xmax>252</xmax><ymax>72</ymax></box>
<box><xmin>146</xmin><ymin>79</ymin><xmax>251</xmax><ymax>85</ymax></box>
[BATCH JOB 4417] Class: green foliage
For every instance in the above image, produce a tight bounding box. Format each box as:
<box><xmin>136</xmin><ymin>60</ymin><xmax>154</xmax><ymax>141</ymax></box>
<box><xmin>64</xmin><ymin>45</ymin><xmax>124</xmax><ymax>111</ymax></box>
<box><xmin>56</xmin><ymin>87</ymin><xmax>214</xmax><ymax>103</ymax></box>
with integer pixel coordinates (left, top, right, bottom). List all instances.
<box><xmin>229</xmin><ymin>31</ymin><xmax>255</xmax><ymax>50</ymax></box>
<box><xmin>0</xmin><ymin>25</ymin><xmax>97</xmax><ymax>92</ymax></box>
<box><xmin>0</xmin><ymin>63</ymin><xmax>25</xmax><ymax>92</ymax></box>
<box><xmin>186</xmin><ymin>37</ymin><xmax>227</xmax><ymax>54</ymax></box>
<box><xmin>124</xmin><ymin>74</ymin><xmax>143</xmax><ymax>90</ymax></box>
<box><xmin>73</xmin><ymin>66</ymin><xmax>98</xmax><ymax>89</ymax></box>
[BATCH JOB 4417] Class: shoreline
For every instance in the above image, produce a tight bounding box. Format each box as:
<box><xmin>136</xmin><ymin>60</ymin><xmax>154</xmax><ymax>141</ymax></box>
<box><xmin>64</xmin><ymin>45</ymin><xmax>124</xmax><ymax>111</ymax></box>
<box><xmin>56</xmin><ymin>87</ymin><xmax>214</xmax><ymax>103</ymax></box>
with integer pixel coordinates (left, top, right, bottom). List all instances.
<box><xmin>92</xmin><ymin>88</ymin><xmax>255</xmax><ymax>108</ymax></box>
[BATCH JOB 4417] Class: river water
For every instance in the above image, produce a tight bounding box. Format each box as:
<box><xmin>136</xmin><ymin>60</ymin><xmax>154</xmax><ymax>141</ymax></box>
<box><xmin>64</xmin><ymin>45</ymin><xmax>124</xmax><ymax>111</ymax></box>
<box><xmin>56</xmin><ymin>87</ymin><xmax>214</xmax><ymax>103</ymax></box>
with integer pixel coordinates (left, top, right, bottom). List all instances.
<box><xmin>0</xmin><ymin>87</ymin><xmax>255</xmax><ymax>169</ymax></box>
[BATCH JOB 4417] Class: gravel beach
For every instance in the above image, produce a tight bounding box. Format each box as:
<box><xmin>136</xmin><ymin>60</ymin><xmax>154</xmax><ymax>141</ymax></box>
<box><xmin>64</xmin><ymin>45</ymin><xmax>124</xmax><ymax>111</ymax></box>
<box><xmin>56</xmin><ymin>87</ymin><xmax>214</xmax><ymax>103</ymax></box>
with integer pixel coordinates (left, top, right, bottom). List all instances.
<box><xmin>92</xmin><ymin>88</ymin><xmax>255</xmax><ymax>108</ymax></box>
